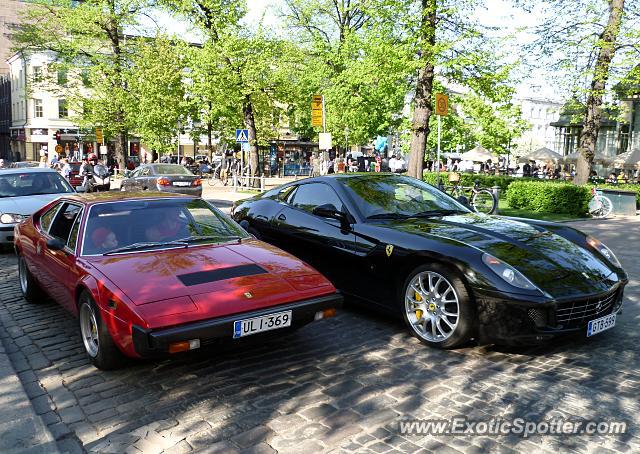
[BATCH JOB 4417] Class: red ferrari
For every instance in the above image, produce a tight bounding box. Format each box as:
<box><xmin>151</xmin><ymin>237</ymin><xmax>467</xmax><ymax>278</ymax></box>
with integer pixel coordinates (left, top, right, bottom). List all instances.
<box><xmin>14</xmin><ymin>192</ymin><xmax>342</xmax><ymax>369</ymax></box>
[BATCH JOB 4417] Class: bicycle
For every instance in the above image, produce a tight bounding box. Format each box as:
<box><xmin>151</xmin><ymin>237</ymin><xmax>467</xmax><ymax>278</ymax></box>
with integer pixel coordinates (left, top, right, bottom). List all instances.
<box><xmin>445</xmin><ymin>173</ymin><xmax>497</xmax><ymax>215</ymax></box>
<box><xmin>588</xmin><ymin>187</ymin><xmax>613</xmax><ymax>218</ymax></box>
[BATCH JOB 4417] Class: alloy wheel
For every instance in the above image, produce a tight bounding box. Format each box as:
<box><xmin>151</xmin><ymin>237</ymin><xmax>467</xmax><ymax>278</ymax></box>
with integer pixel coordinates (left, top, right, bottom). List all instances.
<box><xmin>19</xmin><ymin>258</ymin><xmax>28</xmax><ymax>294</ymax></box>
<box><xmin>80</xmin><ymin>303</ymin><xmax>100</xmax><ymax>357</ymax></box>
<box><xmin>405</xmin><ymin>271</ymin><xmax>460</xmax><ymax>342</ymax></box>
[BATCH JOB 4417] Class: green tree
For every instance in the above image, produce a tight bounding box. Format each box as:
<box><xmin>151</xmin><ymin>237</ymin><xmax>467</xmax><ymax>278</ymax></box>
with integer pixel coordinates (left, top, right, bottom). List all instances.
<box><xmin>522</xmin><ymin>0</ymin><xmax>640</xmax><ymax>184</ymax></box>
<box><xmin>13</xmin><ymin>0</ymin><xmax>151</xmax><ymax>168</ymax></box>
<box><xmin>126</xmin><ymin>36</ymin><xmax>189</xmax><ymax>156</ymax></box>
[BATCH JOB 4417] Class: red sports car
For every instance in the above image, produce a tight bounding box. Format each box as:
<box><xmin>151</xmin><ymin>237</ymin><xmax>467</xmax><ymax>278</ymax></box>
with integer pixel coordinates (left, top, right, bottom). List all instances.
<box><xmin>14</xmin><ymin>192</ymin><xmax>342</xmax><ymax>370</ymax></box>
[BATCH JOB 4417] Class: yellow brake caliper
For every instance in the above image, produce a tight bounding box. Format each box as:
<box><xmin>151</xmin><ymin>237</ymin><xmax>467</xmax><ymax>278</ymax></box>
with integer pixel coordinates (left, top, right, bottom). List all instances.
<box><xmin>415</xmin><ymin>292</ymin><xmax>423</xmax><ymax>320</ymax></box>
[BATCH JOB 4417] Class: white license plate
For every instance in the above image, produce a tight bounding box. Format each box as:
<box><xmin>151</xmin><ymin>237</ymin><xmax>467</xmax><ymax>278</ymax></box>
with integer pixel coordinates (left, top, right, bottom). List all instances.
<box><xmin>173</xmin><ymin>181</ymin><xmax>191</xmax><ymax>187</ymax></box>
<box><xmin>587</xmin><ymin>313</ymin><xmax>616</xmax><ymax>337</ymax></box>
<box><xmin>233</xmin><ymin>310</ymin><xmax>292</xmax><ymax>338</ymax></box>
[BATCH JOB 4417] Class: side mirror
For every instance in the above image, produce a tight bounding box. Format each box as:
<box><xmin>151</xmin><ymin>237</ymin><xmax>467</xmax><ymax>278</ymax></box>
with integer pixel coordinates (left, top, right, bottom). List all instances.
<box><xmin>238</xmin><ymin>219</ymin><xmax>250</xmax><ymax>232</ymax></box>
<box><xmin>46</xmin><ymin>237</ymin><xmax>66</xmax><ymax>251</ymax></box>
<box><xmin>457</xmin><ymin>195</ymin><xmax>471</xmax><ymax>207</ymax></box>
<box><xmin>312</xmin><ymin>204</ymin><xmax>349</xmax><ymax>224</ymax></box>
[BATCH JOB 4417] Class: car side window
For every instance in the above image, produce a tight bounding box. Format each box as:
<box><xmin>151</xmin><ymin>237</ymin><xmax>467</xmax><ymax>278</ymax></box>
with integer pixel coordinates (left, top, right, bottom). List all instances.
<box><xmin>49</xmin><ymin>203</ymin><xmax>82</xmax><ymax>243</ymax></box>
<box><xmin>141</xmin><ymin>167</ymin><xmax>151</xmax><ymax>176</ymax></box>
<box><xmin>131</xmin><ymin>168</ymin><xmax>142</xmax><ymax>178</ymax></box>
<box><xmin>277</xmin><ymin>185</ymin><xmax>296</xmax><ymax>202</ymax></box>
<box><xmin>66</xmin><ymin>209</ymin><xmax>83</xmax><ymax>252</ymax></box>
<box><xmin>39</xmin><ymin>203</ymin><xmax>61</xmax><ymax>233</ymax></box>
<box><xmin>289</xmin><ymin>183</ymin><xmax>344</xmax><ymax>214</ymax></box>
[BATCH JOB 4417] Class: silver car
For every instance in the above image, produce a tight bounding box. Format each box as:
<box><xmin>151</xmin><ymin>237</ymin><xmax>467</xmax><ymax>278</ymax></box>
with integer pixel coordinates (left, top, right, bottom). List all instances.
<box><xmin>120</xmin><ymin>163</ymin><xmax>203</xmax><ymax>196</ymax></box>
<box><xmin>0</xmin><ymin>168</ymin><xmax>75</xmax><ymax>243</ymax></box>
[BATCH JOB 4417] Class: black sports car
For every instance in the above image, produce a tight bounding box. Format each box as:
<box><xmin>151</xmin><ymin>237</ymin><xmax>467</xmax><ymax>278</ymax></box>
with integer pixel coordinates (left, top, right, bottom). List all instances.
<box><xmin>231</xmin><ymin>173</ymin><xmax>627</xmax><ymax>348</ymax></box>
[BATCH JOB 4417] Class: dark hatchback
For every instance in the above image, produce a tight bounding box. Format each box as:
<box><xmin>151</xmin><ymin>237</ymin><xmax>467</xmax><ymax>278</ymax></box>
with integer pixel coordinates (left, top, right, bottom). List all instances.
<box><xmin>232</xmin><ymin>174</ymin><xmax>627</xmax><ymax>348</ymax></box>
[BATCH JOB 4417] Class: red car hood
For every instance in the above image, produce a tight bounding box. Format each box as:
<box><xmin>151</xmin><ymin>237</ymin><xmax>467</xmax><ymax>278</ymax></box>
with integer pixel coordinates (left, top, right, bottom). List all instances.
<box><xmin>87</xmin><ymin>239</ymin><xmax>335</xmax><ymax>328</ymax></box>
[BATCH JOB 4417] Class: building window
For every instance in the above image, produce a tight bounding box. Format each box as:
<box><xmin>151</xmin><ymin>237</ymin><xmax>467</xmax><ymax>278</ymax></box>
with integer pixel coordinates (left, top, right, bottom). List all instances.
<box><xmin>34</xmin><ymin>99</ymin><xmax>43</xmax><ymax>118</ymax></box>
<box><xmin>19</xmin><ymin>69</ymin><xmax>23</xmax><ymax>88</ymax></box>
<box><xmin>58</xmin><ymin>69</ymin><xmax>68</xmax><ymax>86</ymax></box>
<box><xmin>32</xmin><ymin>66</ymin><xmax>42</xmax><ymax>83</ymax></box>
<box><xmin>58</xmin><ymin>99</ymin><xmax>68</xmax><ymax>118</ymax></box>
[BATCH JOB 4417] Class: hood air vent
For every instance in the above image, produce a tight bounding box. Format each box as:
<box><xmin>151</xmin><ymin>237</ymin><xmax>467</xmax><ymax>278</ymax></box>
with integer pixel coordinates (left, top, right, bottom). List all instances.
<box><xmin>177</xmin><ymin>264</ymin><xmax>267</xmax><ymax>286</ymax></box>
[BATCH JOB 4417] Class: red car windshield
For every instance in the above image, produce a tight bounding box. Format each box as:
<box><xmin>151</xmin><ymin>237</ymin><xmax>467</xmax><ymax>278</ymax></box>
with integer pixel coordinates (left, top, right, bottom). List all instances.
<box><xmin>82</xmin><ymin>198</ymin><xmax>248</xmax><ymax>255</ymax></box>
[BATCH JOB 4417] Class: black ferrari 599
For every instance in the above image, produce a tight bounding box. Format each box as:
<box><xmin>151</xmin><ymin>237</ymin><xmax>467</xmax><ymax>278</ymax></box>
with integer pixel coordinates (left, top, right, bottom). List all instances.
<box><xmin>232</xmin><ymin>173</ymin><xmax>626</xmax><ymax>348</ymax></box>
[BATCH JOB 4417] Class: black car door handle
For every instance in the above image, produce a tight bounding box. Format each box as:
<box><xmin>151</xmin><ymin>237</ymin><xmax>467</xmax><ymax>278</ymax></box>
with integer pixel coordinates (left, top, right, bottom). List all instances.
<box><xmin>277</xmin><ymin>214</ymin><xmax>287</xmax><ymax>221</ymax></box>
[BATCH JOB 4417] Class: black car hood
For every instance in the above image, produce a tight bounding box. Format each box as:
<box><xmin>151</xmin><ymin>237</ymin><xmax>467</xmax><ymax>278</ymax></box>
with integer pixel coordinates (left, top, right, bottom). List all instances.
<box><xmin>377</xmin><ymin>213</ymin><xmax>618</xmax><ymax>297</ymax></box>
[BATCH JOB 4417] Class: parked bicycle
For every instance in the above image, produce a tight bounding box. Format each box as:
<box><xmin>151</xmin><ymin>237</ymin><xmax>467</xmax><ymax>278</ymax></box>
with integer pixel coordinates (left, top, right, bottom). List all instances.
<box><xmin>444</xmin><ymin>173</ymin><xmax>497</xmax><ymax>215</ymax></box>
<box><xmin>588</xmin><ymin>187</ymin><xmax>613</xmax><ymax>218</ymax></box>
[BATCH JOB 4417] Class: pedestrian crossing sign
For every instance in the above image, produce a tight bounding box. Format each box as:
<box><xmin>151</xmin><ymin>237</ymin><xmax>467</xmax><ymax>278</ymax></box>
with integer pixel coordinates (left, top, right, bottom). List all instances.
<box><xmin>236</xmin><ymin>129</ymin><xmax>249</xmax><ymax>143</ymax></box>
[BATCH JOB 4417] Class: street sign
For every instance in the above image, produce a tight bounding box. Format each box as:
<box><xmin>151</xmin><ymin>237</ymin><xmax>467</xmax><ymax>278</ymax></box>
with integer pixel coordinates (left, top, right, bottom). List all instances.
<box><xmin>235</xmin><ymin>129</ymin><xmax>249</xmax><ymax>142</ymax></box>
<box><xmin>55</xmin><ymin>144</ymin><xmax>63</xmax><ymax>154</ymax></box>
<box><xmin>319</xmin><ymin>133</ymin><xmax>332</xmax><ymax>150</ymax></box>
<box><xmin>435</xmin><ymin>93</ymin><xmax>449</xmax><ymax>116</ymax></box>
<box><xmin>311</xmin><ymin>95</ymin><xmax>323</xmax><ymax>127</ymax></box>
<box><xmin>95</xmin><ymin>128</ymin><xmax>103</xmax><ymax>143</ymax></box>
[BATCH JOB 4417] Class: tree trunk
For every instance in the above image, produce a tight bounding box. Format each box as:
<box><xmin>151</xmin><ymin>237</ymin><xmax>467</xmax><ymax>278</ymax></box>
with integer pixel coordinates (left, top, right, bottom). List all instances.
<box><xmin>114</xmin><ymin>129</ymin><xmax>126</xmax><ymax>170</ymax></box>
<box><xmin>574</xmin><ymin>0</ymin><xmax>624</xmax><ymax>185</ymax></box>
<box><xmin>243</xmin><ymin>96</ymin><xmax>261</xmax><ymax>187</ymax></box>
<box><xmin>407</xmin><ymin>0</ymin><xmax>437</xmax><ymax>179</ymax></box>
<box><xmin>207</xmin><ymin>119</ymin><xmax>212</xmax><ymax>157</ymax></box>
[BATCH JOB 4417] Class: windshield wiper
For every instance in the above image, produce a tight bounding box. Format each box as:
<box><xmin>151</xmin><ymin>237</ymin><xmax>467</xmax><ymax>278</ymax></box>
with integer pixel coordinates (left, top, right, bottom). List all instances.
<box><xmin>411</xmin><ymin>209</ymin><xmax>467</xmax><ymax>218</ymax></box>
<box><xmin>366</xmin><ymin>213</ymin><xmax>410</xmax><ymax>220</ymax></box>
<box><xmin>102</xmin><ymin>240</ymin><xmax>188</xmax><ymax>255</ymax></box>
<box><xmin>179</xmin><ymin>235</ymin><xmax>242</xmax><ymax>244</ymax></box>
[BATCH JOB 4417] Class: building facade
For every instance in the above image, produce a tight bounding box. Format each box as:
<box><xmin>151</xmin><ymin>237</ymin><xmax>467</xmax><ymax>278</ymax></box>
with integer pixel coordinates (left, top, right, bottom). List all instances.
<box><xmin>514</xmin><ymin>94</ymin><xmax>563</xmax><ymax>155</ymax></box>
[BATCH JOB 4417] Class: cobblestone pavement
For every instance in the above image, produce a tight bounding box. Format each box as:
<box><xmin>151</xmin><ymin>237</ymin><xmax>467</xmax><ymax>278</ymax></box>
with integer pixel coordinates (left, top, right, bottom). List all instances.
<box><xmin>0</xmin><ymin>218</ymin><xmax>638</xmax><ymax>453</ymax></box>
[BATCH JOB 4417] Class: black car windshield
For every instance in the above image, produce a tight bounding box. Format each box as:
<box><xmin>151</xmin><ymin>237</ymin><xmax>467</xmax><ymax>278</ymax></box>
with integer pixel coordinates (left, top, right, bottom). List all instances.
<box><xmin>152</xmin><ymin>164</ymin><xmax>193</xmax><ymax>175</ymax></box>
<box><xmin>0</xmin><ymin>172</ymin><xmax>74</xmax><ymax>197</ymax></box>
<box><xmin>83</xmin><ymin>198</ymin><xmax>249</xmax><ymax>255</ymax></box>
<box><xmin>337</xmin><ymin>175</ymin><xmax>470</xmax><ymax>219</ymax></box>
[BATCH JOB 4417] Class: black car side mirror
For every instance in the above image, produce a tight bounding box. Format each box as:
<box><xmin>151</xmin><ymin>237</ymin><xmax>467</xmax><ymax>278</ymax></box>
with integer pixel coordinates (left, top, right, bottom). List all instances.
<box><xmin>313</xmin><ymin>204</ymin><xmax>350</xmax><ymax>227</ymax></box>
<box><xmin>46</xmin><ymin>238</ymin><xmax>66</xmax><ymax>251</ymax></box>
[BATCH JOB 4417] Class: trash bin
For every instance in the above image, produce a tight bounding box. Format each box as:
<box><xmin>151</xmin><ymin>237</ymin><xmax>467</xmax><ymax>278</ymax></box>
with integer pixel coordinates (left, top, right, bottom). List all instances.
<box><xmin>597</xmin><ymin>189</ymin><xmax>637</xmax><ymax>216</ymax></box>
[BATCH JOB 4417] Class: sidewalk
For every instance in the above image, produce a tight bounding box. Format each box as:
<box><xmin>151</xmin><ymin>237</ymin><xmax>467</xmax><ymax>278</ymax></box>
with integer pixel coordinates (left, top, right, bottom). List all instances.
<box><xmin>0</xmin><ymin>328</ymin><xmax>59</xmax><ymax>453</ymax></box>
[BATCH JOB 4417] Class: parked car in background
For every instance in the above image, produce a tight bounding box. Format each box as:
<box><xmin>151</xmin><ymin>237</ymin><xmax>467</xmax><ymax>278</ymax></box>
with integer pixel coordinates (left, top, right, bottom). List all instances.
<box><xmin>0</xmin><ymin>168</ymin><xmax>75</xmax><ymax>243</ymax></box>
<box><xmin>232</xmin><ymin>173</ymin><xmax>627</xmax><ymax>349</ymax></box>
<box><xmin>120</xmin><ymin>163</ymin><xmax>202</xmax><ymax>196</ymax></box>
<box><xmin>13</xmin><ymin>192</ymin><xmax>342</xmax><ymax>369</ymax></box>
<box><xmin>10</xmin><ymin>161</ymin><xmax>40</xmax><ymax>169</ymax></box>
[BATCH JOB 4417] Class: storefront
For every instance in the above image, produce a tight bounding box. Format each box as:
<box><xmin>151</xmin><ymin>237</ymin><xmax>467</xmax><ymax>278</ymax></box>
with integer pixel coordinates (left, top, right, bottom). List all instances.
<box><xmin>268</xmin><ymin>140</ymin><xmax>318</xmax><ymax>177</ymax></box>
<box><xmin>9</xmin><ymin>128</ymin><xmax>26</xmax><ymax>162</ymax></box>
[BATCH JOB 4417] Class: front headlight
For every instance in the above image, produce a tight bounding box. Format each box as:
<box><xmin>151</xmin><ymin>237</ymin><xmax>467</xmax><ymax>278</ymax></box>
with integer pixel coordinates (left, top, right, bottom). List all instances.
<box><xmin>482</xmin><ymin>253</ymin><xmax>540</xmax><ymax>292</ymax></box>
<box><xmin>0</xmin><ymin>213</ymin><xmax>28</xmax><ymax>224</ymax></box>
<box><xmin>586</xmin><ymin>236</ymin><xmax>622</xmax><ymax>268</ymax></box>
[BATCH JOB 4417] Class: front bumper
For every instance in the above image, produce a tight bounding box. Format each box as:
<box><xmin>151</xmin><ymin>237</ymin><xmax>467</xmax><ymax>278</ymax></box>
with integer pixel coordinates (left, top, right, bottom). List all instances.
<box><xmin>131</xmin><ymin>292</ymin><xmax>342</xmax><ymax>356</ymax></box>
<box><xmin>474</xmin><ymin>281</ymin><xmax>626</xmax><ymax>345</ymax></box>
<box><xmin>0</xmin><ymin>225</ymin><xmax>15</xmax><ymax>244</ymax></box>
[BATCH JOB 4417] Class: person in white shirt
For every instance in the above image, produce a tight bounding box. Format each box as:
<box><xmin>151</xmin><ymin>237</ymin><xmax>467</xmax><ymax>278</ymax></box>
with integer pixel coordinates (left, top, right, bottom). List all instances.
<box><xmin>389</xmin><ymin>155</ymin><xmax>398</xmax><ymax>173</ymax></box>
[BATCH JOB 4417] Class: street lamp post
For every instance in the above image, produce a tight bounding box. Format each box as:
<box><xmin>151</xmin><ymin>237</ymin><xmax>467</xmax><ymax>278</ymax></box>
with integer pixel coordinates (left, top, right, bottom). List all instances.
<box><xmin>344</xmin><ymin>127</ymin><xmax>349</xmax><ymax>157</ymax></box>
<box><xmin>177</xmin><ymin>119</ymin><xmax>181</xmax><ymax>163</ymax></box>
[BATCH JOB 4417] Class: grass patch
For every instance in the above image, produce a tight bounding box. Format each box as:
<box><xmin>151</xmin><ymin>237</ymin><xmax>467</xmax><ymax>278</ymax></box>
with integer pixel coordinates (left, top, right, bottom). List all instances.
<box><xmin>497</xmin><ymin>199</ymin><xmax>587</xmax><ymax>222</ymax></box>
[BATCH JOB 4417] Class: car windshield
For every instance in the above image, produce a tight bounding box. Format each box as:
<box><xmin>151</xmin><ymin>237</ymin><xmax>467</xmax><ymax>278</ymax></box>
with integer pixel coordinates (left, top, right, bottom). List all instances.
<box><xmin>82</xmin><ymin>198</ymin><xmax>249</xmax><ymax>255</ymax></box>
<box><xmin>0</xmin><ymin>172</ymin><xmax>75</xmax><ymax>197</ymax></box>
<box><xmin>336</xmin><ymin>175</ymin><xmax>470</xmax><ymax>219</ymax></box>
<box><xmin>153</xmin><ymin>165</ymin><xmax>192</xmax><ymax>175</ymax></box>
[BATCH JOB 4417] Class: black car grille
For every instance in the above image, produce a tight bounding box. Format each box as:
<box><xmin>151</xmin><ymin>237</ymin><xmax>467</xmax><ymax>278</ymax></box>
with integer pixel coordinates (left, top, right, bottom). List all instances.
<box><xmin>555</xmin><ymin>289</ymin><xmax>619</xmax><ymax>328</ymax></box>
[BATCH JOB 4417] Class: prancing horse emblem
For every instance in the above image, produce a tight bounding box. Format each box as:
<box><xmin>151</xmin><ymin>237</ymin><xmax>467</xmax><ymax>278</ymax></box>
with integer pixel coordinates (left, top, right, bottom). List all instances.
<box><xmin>386</xmin><ymin>244</ymin><xmax>394</xmax><ymax>257</ymax></box>
<box><xmin>244</xmin><ymin>292</ymin><xmax>253</xmax><ymax>299</ymax></box>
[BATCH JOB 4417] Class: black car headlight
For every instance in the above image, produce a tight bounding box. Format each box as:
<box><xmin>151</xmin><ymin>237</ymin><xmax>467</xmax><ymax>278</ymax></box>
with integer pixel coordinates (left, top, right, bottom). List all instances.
<box><xmin>0</xmin><ymin>213</ymin><xmax>28</xmax><ymax>224</ymax></box>
<box><xmin>482</xmin><ymin>253</ymin><xmax>540</xmax><ymax>292</ymax></box>
<box><xmin>586</xmin><ymin>236</ymin><xmax>621</xmax><ymax>269</ymax></box>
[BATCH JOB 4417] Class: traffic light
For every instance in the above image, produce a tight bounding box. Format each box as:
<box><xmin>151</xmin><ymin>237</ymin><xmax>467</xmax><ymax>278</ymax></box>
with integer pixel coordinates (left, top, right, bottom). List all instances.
<box><xmin>52</xmin><ymin>130</ymin><xmax>61</xmax><ymax>143</ymax></box>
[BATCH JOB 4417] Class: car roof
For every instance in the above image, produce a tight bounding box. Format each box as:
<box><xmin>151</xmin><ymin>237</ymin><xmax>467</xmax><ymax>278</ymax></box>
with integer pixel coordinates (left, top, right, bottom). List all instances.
<box><xmin>58</xmin><ymin>191</ymin><xmax>193</xmax><ymax>206</ymax></box>
<box><xmin>0</xmin><ymin>167</ymin><xmax>61</xmax><ymax>175</ymax></box>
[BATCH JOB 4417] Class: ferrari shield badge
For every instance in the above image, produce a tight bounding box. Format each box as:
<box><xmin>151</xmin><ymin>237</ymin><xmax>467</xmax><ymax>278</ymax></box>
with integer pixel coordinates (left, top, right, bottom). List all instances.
<box><xmin>385</xmin><ymin>244</ymin><xmax>394</xmax><ymax>257</ymax></box>
<box><xmin>244</xmin><ymin>292</ymin><xmax>253</xmax><ymax>299</ymax></box>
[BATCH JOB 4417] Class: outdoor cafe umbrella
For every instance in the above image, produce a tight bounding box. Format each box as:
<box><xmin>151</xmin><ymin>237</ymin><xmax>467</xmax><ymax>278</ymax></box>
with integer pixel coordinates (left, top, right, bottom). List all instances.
<box><xmin>563</xmin><ymin>151</ymin><xmax>614</xmax><ymax>164</ymax></box>
<box><xmin>522</xmin><ymin>147</ymin><xmax>562</xmax><ymax>162</ymax></box>
<box><xmin>613</xmin><ymin>148</ymin><xmax>640</xmax><ymax>168</ymax></box>
<box><xmin>460</xmin><ymin>145</ymin><xmax>496</xmax><ymax>162</ymax></box>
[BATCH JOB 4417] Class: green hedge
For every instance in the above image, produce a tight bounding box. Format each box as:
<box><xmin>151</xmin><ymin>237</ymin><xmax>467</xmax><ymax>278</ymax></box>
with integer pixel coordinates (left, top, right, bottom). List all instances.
<box><xmin>422</xmin><ymin>171</ymin><xmax>542</xmax><ymax>192</ymax></box>
<box><xmin>506</xmin><ymin>181</ymin><xmax>591</xmax><ymax>216</ymax></box>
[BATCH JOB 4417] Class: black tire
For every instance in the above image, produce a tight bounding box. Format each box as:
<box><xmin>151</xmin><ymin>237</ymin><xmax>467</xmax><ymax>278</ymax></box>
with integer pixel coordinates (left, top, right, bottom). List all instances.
<box><xmin>78</xmin><ymin>292</ymin><xmax>127</xmax><ymax>370</ymax></box>
<box><xmin>471</xmin><ymin>189</ymin><xmax>497</xmax><ymax>215</ymax></box>
<box><xmin>400</xmin><ymin>263</ymin><xmax>475</xmax><ymax>349</ymax></box>
<box><xmin>18</xmin><ymin>255</ymin><xmax>45</xmax><ymax>303</ymax></box>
